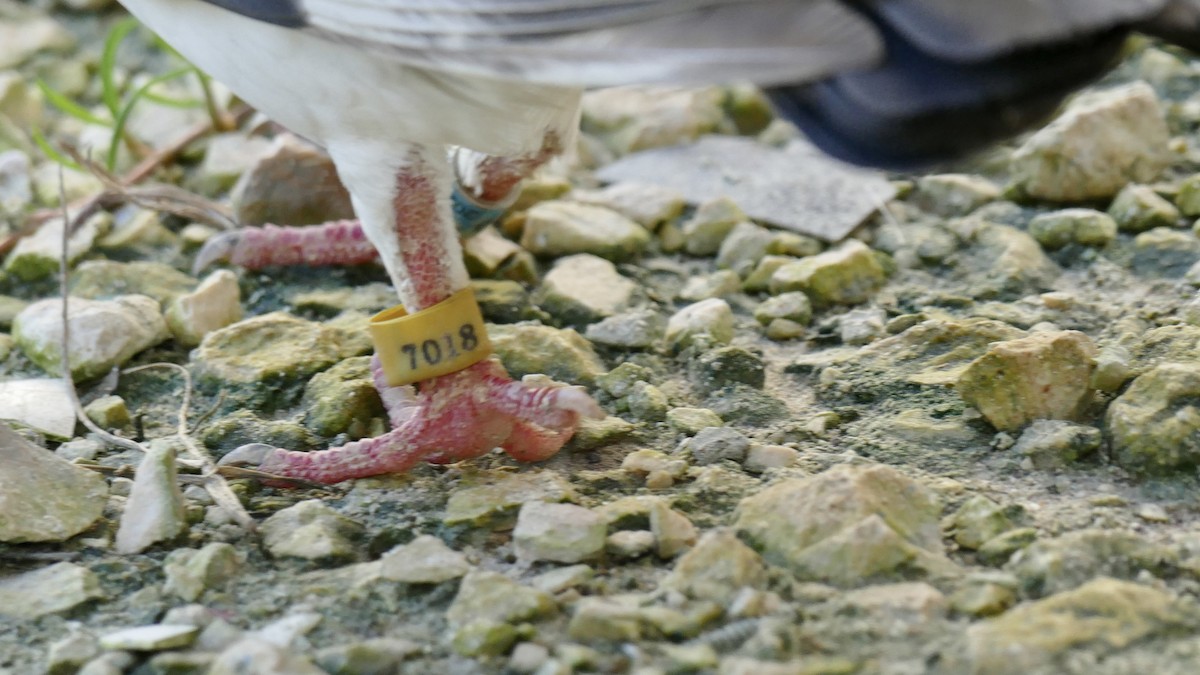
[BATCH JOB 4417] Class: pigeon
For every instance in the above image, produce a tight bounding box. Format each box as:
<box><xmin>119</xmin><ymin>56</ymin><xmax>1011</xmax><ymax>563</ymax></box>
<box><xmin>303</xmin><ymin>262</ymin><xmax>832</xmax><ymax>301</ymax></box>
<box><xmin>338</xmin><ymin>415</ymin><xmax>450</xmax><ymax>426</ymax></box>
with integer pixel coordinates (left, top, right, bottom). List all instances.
<box><xmin>114</xmin><ymin>0</ymin><xmax>1200</xmax><ymax>483</ymax></box>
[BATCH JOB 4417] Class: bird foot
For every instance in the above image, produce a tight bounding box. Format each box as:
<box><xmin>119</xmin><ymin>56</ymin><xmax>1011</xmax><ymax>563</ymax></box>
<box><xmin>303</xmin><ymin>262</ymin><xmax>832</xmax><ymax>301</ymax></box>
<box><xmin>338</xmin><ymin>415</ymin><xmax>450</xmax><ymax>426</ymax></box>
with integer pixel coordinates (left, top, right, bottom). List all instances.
<box><xmin>219</xmin><ymin>357</ymin><xmax>603</xmax><ymax>484</ymax></box>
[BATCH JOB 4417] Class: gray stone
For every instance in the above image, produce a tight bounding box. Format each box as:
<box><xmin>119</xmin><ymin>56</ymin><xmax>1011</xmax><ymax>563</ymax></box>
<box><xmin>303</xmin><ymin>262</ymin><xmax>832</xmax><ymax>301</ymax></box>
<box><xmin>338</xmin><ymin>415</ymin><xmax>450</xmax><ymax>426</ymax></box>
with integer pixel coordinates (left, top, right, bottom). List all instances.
<box><xmin>584</xmin><ymin>308</ymin><xmax>664</xmax><ymax>349</ymax></box>
<box><xmin>1028</xmin><ymin>209</ymin><xmax>1118</xmax><ymax>249</ymax></box>
<box><xmin>581</xmin><ymin>85</ymin><xmax>728</xmax><ymax>155</ymax></box>
<box><xmin>839</xmin><ymin>307</ymin><xmax>887</xmax><ymax>346</ymax></box>
<box><xmin>0</xmin><ymin>15</ymin><xmax>73</xmax><ymax>69</ymax></box>
<box><xmin>47</xmin><ymin>629</ymin><xmax>101</xmax><ymax>675</ymax></box>
<box><xmin>5</xmin><ymin>210</ymin><xmax>107</xmax><ymax>281</ymax></box>
<box><xmin>1108</xmin><ymin>184</ymin><xmax>1181</xmax><ymax>233</ymax></box>
<box><xmin>682</xmin><ymin>197</ymin><xmax>747</xmax><ymax>255</ymax></box>
<box><xmin>115</xmin><ymin>440</ymin><xmax>188</xmax><ymax>554</ymax></box>
<box><xmin>1012</xmin><ymin>420</ymin><xmax>1102</xmax><ymax>469</ymax></box>
<box><xmin>1008</xmin><ymin>529</ymin><xmax>1179</xmax><ymax>597</ymax></box>
<box><xmin>1010</xmin><ymin>82</ymin><xmax>1171</xmax><ymax>201</ymax></box>
<box><xmin>913</xmin><ymin>174</ymin><xmax>1000</xmax><ymax>217</ymax></box>
<box><xmin>520</xmin><ymin>201</ymin><xmax>650</xmax><ymax>261</ymax></box>
<box><xmin>189</xmin><ymin>132</ymin><xmax>274</xmax><ymax>195</ymax></box>
<box><xmin>260</xmin><ymin>499</ymin><xmax>364</xmax><ymax>562</ymax></box>
<box><xmin>0</xmin><ymin>562</ymin><xmax>103</xmax><ymax>619</ymax></box>
<box><xmin>754</xmin><ymin>292</ymin><xmax>812</xmax><ymax>327</ymax></box>
<box><xmin>596</xmin><ymin>136</ymin><xmax>894</xmax><ymax>241</ymax></box>
<box><xmin>666</xmin><ymin>407</ymin><xmax>724</xmax><ymax>434</ymax></box>
<box><xmin>568</xmin><ymin>182</ymin><xmax>685</xmax><ymax>228</ymax></box>
<box><xmin>231</xmin><ymin>134</ymin><xmax>354</xmax><ymax>225</ymax></box>
<box><xmin>966</xmin><ymin>578</ymin><xmax>1199</xmax><ymax>675</ymax></box>
<box><xmin>536</xmin><ymin>254</ymin><xmax>638</xmax><ymax>325</ymax></box>
<box><xmin>687</xmin><ymin>426</ymin><xmax>751</xmax><ymax>465</ymax></box>
<box><xmin>490</xmin><ymin>323</ymin><xmax>605</xmax><ymax>385</ymax></box>
<box><xmin>446</xmin><ymin>570</ymin><xmax>555</xmax><ymax>627</ymax></box>
<box><xmin>13</xmin><ymin>295</ymin><xmax>169</xmax><ymax>381</ymax></box>
<box><xmin>665</xmin><ymin>299</ymin><xmax>734</xmax><ymax>349</ymax></box>
<box><xmin>734</xmin><ymin>464</ymin><xmax>950</xmax><ymax>586</ymax></box>
<box><xmin>679</xmin><ymin>270</ymin><xmax>741</xmax><ymax>302</ymax></box>
<box><xmin>1131</xmin><ymin>227</ymin><xmax>1200</xmax><ymax>278</ymax></box>
<box><xmin>69</xmin><ymin>260</ymin><xmax>197</xmax><ymax>306</ymax></box>
<box><xmin>769</xmin><ymin>240</ymin><xmax>886</xmax><ymax>307</ymax></box>
<box><xmin>209</xmin><ymin>639</ymin><xmax>326</xmax><ymax>675</ymax></box>
<box><xmin>626</xmin><ymin>381</ymin><xmax>669</xmax><ymax>422</ymax></box>
<box><xmin>380</xmin><ymin>534</ymin><xmax>471</xmax><ymax>584</ymax></box>
<box><xmin>1108</xmin><ymin>362</ymin><xmax>1200</xmax><ymax>473</ymax></box>
<box><xmin>513</xmin><ymin>501</ymin><xmax>607</xmax><ymax>563</ymax></box>
<box><xmin>949</xmin><ymin>496</ymin><xmax>1023</xmax><ymax>551</ymax></box>
<box><xmin>0</xmin><ymin>423</ymin><xmax>106</xmax><ymax>542</ymax></box>
<box><xmin>662</xmin><ymin>529</ymin><xmax>768</xmax><ymax>604</ymax></box>
<box><xmin>716</xmin><ymin>222</ymin><xmax>775</xmax><ymax>277</ymax></box>
<box><xmin>0</xmin><ymin>149</ymin><xmax>30</xmax><ymax>217</ymax></box>
<box><xmin>0</xmin><ymin>378</ymin><xmax>76</xmax><ymax>438</ymax></box>
<box><xmin>956</xmin><ymin>331</ymin><xmax>1097</xmax><ymax>432</ymax></box>
<box><xmin>163</xmin><ymin>543</ymin><xmax>242</xmax><ymax>601</ymax></box>
<box><xmin>314</xmin><ymin>638</ymin><xmax>420</xmax><ymax>675</ymax></box>
<box><xmin>444</xmin><ymin>470</ymin><xmax>577</xmax><ymax>528</ymax></box>
<box><xmin>99</xmin><ymin>624</ymin><xmax>199</xmax><ymax>651</ymax></box>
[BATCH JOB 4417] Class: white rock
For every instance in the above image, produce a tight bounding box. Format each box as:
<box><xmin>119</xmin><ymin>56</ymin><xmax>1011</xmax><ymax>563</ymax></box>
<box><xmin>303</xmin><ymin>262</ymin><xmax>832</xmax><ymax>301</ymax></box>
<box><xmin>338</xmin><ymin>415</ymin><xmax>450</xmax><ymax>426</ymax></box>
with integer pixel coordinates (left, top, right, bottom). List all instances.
<box><xmin>13</xmin><ymin>295</ymin><xmax>169</xmax><ymax>381</ymax></box>
<box><xmin>665</xmin><ymin>298</ymin><xmax>734</xmax><ymax>349</ymax></box>
<box><xmin>115</xmin><ymin>440</ymin><xmax>187</xmax><ymax>554</ymax></box>
<box><xmin>166</xmin><ymin>269</ymin><xmax>243</xmax><ymax>347</ymax></box>
<box><xmin>0</xmin><ymin>378</ymin><xmax>76</xmax><ymax>438</ymax></box>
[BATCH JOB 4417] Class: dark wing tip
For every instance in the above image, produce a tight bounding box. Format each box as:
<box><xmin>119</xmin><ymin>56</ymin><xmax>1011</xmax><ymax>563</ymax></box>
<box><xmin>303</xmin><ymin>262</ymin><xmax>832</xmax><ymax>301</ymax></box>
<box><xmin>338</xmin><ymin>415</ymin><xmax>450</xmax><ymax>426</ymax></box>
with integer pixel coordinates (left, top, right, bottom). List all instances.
<box><xmin>200</xmin><ymin>0</ymin><xmax>307</xmax><ymax>28</ymax></box>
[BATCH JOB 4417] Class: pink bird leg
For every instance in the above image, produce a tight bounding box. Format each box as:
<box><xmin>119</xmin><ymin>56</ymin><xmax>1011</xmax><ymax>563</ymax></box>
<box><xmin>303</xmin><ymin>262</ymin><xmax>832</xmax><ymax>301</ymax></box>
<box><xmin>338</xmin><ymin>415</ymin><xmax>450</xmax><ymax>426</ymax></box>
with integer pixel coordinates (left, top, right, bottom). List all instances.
<box><xmin>220</xmin><ymin>141</ymin><xmax>603</xmax><ymax>483</ymax></box>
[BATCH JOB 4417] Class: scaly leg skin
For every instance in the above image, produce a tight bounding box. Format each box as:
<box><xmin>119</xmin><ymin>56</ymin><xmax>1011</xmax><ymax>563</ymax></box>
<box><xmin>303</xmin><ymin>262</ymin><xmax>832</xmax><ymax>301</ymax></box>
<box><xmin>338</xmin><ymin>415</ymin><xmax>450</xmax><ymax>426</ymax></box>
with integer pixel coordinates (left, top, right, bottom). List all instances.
<box><xmin>220</xmin><ymin>138</ymin><xmax>602</xmax><ymax>484</ymax></box>
<box><xmin>192</xmin><ymin>140</ymin><xmax>554</xmax><ymax>274</ymax></box>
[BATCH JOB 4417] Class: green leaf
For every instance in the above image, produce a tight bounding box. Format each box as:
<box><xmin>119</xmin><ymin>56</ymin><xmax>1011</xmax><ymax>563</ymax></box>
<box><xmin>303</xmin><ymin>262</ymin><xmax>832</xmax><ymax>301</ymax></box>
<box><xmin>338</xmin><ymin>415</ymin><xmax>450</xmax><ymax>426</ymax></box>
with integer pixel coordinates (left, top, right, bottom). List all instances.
<box><xmin>31</xmin><ymin>128</ymin><xmax>83</xmax><ymax>172</ymax></box>
<box><xmin>140</xmin><ymin>90</ymin><xmax>204</xmax><ymax>109</ymax></box>
<box><xmin>100</xmin><ymin>17</ymin><xmax>140</xmax><ymax>118</ymax></box>
<box><xmin>107</xmin><ymin>66</ymin><xmax>194</xmax><ymax>171</ymax></box>
<box><xmin>36</xmin><ymin>80</ymin><xmax>111</xmax><ymax>127</ymax></box>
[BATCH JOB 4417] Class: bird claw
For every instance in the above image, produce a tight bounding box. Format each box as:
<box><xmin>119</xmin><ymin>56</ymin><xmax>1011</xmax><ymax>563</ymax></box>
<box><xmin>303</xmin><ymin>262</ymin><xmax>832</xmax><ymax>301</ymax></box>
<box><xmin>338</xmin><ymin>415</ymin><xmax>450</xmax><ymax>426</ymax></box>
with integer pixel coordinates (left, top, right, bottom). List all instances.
<box><xmin>218</xmin><ymin>443</ymin><xmax>277</xmax><ymax>468</ymax></box>
<box><xmin>193</xmin><ymin>230</ymin><xmax>243</xmax><ymax>275</ymax></box>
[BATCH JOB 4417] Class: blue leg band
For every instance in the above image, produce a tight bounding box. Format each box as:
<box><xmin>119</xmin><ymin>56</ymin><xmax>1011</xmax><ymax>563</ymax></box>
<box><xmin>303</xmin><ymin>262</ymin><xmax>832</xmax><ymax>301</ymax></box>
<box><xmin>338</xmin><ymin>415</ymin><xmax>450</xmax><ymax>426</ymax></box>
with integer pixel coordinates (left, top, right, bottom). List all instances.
<box><xmin>452</xmin><ymin>185</ymin><xmax>509</xmax><ymax>237</ymax></box>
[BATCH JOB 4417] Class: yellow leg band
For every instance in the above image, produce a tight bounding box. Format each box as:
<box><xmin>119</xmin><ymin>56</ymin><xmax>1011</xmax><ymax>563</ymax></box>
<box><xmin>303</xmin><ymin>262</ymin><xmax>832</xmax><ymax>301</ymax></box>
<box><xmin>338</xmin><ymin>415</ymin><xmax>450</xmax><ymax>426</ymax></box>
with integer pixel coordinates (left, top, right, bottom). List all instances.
<box><xmin>369</xmin><ymin>287</ymin><xmax>493</xmax><ymax>386</ymax></box>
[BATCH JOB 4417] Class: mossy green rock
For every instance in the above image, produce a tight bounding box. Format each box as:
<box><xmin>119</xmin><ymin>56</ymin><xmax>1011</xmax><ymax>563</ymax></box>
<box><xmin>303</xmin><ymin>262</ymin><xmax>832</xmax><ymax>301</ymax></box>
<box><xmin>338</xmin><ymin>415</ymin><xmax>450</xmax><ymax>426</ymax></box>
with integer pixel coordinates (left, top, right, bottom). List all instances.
<box><xmin>201</xmin><ymin>410</ymin><xmax>320</xmax><ymax>453</ymax></box>
<box><xmin>913</xmin><ymin>173</ymin><xmax>1000</xmax><ymax>217</ymax></box>
<box><xmin>957</xmin><ymin>331</ymin><xmax>1097</xmax><ymax>432</ymax></box>
<box><xmin>1007</xmin><ymin>529</ymin><xmax>1179</xmax><ymax>597</ymax></box>
<box><xmin>949</xmin><ymin>496</ymin><xmax>1023</xmax><ymax>551</ymax></box>
<box><xmin>734</xmin><ymin>464</ymin><xmax>951</xmax><ymax>586</ymax></box>
<box><xmin>446</xmin><ymin>570</ymin><xmax>555</xmax><ymax>627</ymax></box>
<box><xmin>193</xmin><ymin>312</ymin><xmax>346</xmax><ymax>406</ymax></box>
<box><xmin>1108</xmin><ymin>184</ymin><xmax>1181</xmax><ymax>233</ymax></box>
<box><xmin>1175</xmin><ymin>172</ymin><xmax>1200</xmax><ymax>216</ymax></box>
<box><xmin>69</xmin><ymin>260</ymin><xmax>197</xmax><ymax>305</ymax></box>
<box><xmin>1108</xmin><ymin>362</ymin><xmax>1200</xmax><ymax>473</ymax></box>
<box><xmin>489</xmin><ymin>323</ymin><xmax>605</xmax><ymax>386</ymax></box>
<box><xmin>966</xmin><ymin>578</ymin><xmax>1200</xmax><ymax>675</ymax></box>
<box><xmin>1131</xmin><ymin>227</ymin><xmax>1200</xmax><ymax>277</ymax></box>
<box><xmin>452</xmin><ymin>620</ymin><xmax>519</xmax><ymax>657</ymax></box>
<box><xmin>260</xmin><ymin>499</ymin><xmax>365</xmax><ymax>563</ymax></box>
<box><xmin>769</xmin><ymin>240</ymin><xmax>885</xmax><ymax>306</ymax></box>
<box><xmin>301</xmin><ymin>356</ymin><xmax>385</xmax><ymax>438</ymax></box>
<box><xmin>1027</xmin><ymin>209</ymin><xmax>1117</xmax><ymax>249</ymax></box>
<box><xmin>444</xmin><ymin>470</ymin><xmax>578</xmax><ymax>528</ymax></box>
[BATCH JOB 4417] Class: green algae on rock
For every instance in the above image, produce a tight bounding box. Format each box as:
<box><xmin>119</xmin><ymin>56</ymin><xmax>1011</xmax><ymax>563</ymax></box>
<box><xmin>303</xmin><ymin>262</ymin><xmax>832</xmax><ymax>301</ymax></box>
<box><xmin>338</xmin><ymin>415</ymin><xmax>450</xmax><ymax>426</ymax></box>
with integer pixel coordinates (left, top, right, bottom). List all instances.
<box><xmin>1108</xmin><ymin>362</ymin><xmax>1200</xmax><ymax>473</ymax></box>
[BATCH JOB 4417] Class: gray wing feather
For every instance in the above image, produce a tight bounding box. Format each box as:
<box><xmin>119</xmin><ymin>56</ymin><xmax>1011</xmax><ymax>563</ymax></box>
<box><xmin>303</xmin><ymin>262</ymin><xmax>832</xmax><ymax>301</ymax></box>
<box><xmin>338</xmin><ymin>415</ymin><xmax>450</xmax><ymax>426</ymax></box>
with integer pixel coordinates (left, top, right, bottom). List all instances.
<box><xmin>295</xmin><ymin>0</ymin><xmax>885</xmax><ymax>86</ymax></box>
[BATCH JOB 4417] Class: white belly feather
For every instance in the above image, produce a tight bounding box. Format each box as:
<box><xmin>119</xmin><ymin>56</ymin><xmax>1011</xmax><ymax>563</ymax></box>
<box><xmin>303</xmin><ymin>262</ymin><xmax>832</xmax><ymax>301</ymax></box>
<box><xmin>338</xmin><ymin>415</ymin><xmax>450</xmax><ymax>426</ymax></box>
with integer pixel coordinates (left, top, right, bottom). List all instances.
<box><xmin>118</xmin><ymin>0</ymin><xmax>582</xmax><ymax>157</ymax></box>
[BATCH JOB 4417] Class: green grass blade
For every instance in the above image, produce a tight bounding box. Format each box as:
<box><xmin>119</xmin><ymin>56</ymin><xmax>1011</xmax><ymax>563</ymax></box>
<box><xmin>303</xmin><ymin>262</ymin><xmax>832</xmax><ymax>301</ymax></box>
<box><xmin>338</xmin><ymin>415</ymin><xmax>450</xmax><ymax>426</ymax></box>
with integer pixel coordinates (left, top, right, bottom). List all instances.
<box><xmin>100</xmin><ymin>17</ymin><xmax>140</xmax><ymax>118</ymax></box>
<box><xmin>107</xmin><ymin>66</ymin><xmax>194</xmax><ymax>171</ymax></box>
<box><xmin>140</xmin><ymin>90</ymin><xmax>204</xmax><ymax>109</ymax></box>
<box><xmin>36</xmin><ymin>80</ymin><xmax>111</xmax><ymax>127</ymax></box>
<box><xmin>31</xmin><ymin>128</ymin><xmax>83</xmax><ymax>172</ymax></box>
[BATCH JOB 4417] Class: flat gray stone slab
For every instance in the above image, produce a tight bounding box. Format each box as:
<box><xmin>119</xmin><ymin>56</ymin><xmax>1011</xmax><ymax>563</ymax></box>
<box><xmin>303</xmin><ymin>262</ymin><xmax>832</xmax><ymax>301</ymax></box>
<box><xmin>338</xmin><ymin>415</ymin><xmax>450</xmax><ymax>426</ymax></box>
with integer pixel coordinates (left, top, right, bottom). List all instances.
<box><xmin>596</xmin><ymin>136</ymin><xmax>895</xmax><ymax>242</ymax></box>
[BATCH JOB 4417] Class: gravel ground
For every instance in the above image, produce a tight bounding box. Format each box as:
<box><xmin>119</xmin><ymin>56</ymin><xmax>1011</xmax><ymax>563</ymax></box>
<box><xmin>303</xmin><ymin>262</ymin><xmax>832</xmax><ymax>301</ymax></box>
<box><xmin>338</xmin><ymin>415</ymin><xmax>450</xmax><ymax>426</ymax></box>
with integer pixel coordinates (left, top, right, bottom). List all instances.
<box><xmin>6</xmin><ymin>4</ymin><xmax>1200</xmax><ymax>675</ymax></box>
